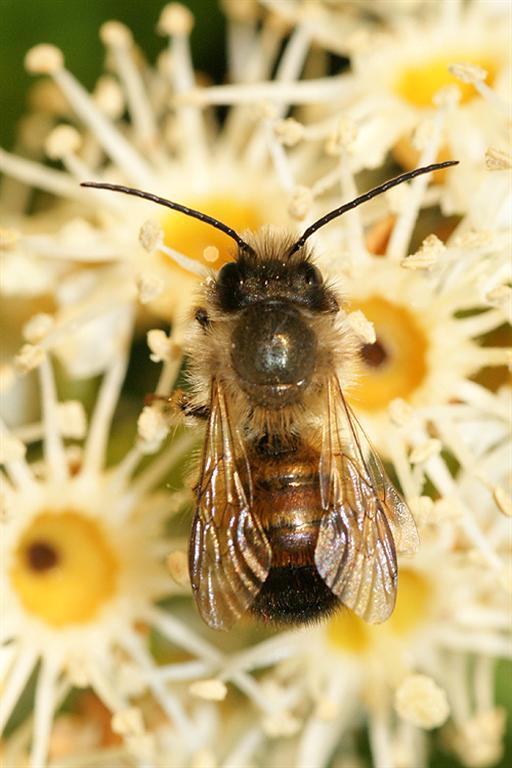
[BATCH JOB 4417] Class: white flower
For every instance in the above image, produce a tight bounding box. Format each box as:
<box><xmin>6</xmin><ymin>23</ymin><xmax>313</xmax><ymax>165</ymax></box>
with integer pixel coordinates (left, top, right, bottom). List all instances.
<box><xmin>0</xmin><ymin>2</ymin><xmax>330</xmax><ymax>378</ymax></box>
<box><xmin>0</xmin><ymin>324</ymin><xmax>244</xmax><ymax>767</ymax></box>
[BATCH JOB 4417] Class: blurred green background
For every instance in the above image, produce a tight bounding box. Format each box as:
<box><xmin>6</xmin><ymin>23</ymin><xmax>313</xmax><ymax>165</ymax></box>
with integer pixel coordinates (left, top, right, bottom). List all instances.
<box><xmin>1</xmin><ymin>2</ymin><xmax>510</xmax><ymax>767</ymax></box>
<box><xmin>0</xmin><ymin>0</ymin><xmax>224</xmax><ymax>149</ymax></box>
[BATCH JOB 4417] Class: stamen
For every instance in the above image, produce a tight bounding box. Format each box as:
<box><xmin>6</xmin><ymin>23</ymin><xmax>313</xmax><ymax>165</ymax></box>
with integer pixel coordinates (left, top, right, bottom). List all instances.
<box><xmin>449</xmin><ymin>63</ymin><xmax>509</xmax><ymax>117</ymax></box>
<box><xmin>394</xmin><ymin>674</ymin><xmax>450</xmax><ymax>729</ymax></box>
<box><xmin>100</xmin><ymin>22</ymin><xmax>159</xmax><ymax>152</ymax></box>
<box><xmin>119</xmin><ymin>629</ymin><xmax>195</xmax><ymax>744</ymax></box>
<box><xmin>178</xmin><ymin>75</ymin><xmax>355</xmax><ymax>106</ymax></box>
<box><xmin>31</xmin><ymin>655</ymin><xmax>59</xmax><ymax>768</ymax></box>
<box><xmin>0</xmin><ymin>421</ymin><xmax>35</xmax><ymax>489</ymax></box>
<box><xmin>82</xmin><ymin>324</ymin><xmax>132</xmax><ymax>476</ymax></box>
<box><xmin>0</xmin><ymin>148</ymin><xmax>86</xmax><ymax>202</ymax></box>
<box><xmin>128</xmin><ymin>431</ymin><xmax>199</xmax><ymax>501</ymax></box>
<box><xmin>159</xmin><ymin>242</ymin><xmax>210</xmax><ymax>277</ymax></box>
<box><xmin>24</xmin><ymin>43</ymin><xmax>156</xmax><ymax>187</ymax></box>
<box><xmin>159</xmin><ymin>4</ymin><xmax>207</xmax><ymax>174</ymax></box>
<box><xmin>386</xmin><ymin>112</ymin><xmax>446</xmax><ymax>262</ymax></box>
<box><xmin>0</xmin><ymin>648</ymin><xmax>38</xmax><ymax>733</ymax></box>
<box><xmin>39</xmin><ymin>357</ymin><xmax>68</xmax><ymax>482</ymax></box>
<box><xmin>246</xmin><ymin>24</ymin><xmax>312</xmax><ymax>165</ymax></box>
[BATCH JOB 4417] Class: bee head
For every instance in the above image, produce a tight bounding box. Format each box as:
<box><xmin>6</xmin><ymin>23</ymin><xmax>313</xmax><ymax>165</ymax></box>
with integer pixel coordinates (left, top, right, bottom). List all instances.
<box><xmin>214</xmin><ymin>243</ymin><xmax>339</xmax><ymax>314</ymax></box>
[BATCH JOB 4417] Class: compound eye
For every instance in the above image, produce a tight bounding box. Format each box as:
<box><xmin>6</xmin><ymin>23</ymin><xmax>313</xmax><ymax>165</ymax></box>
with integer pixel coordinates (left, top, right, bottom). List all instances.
<box><xmin>301</xmin><ymin>263</ymin><xmax>323</xmax><ymax>286</ymax></box>
<box><xmin>217</xmin><ymin>261</ymin><xmax>240</xmax><ymax>288</ymax></box>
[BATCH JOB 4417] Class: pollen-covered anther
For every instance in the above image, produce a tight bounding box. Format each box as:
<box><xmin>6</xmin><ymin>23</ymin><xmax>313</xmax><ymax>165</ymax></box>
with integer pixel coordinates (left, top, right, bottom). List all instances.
<box><xmin>203</xmin><ymin>245</ymin><xmax>219</xmax><ymax>264</ymax></box>
<box><xmin>0</xmin><ymin>433</ymin><xmax>26</xmax><ymax>464</ymax></box>
<box><xmin>347</xmin><ymin>310</ymin><xmax>376</xmax><ymax>345</ymax></box>
<box><xmin>139</xmin><ymin>219</ymin><xmax>163</xmax><ymax>253</ymax></box>
<box><xmin>257</xmin><ymin>100</ymin><xmax>278</xmax><ymax>121</ymax></box>
<box><xmin>189</xmin><ymin>679</ymin><xmax>227</xmax><ymax>701</ymax></box>
<box><xmin>111</xmin><ymin>706</ymin><xmax>145</xmax><ymax>737</ymax></box>
<box><xmin>388</xmin><ymin>398</ymin><xmax>415</xmax><ymax>427</ymax></box>
<box><xmin>493</xmin><ymin>485</ymin><xmax>512</xmax><ymax>517</ymax></box>
<box><xmin>15</xmin><ymin>343</ymin><xmax>45</xmax><ymax>374</ymax></box>
<box><xmin>402</xmin><ymin>234</ymin><xmax>446</xmax><ymax>270</ymax></box>
<box><xmin>447</xmin><ymin>709</ymin><xmax>506</xmax><ymax>768</ymax></box>
<box><xmin>485</xmin><ymin>286</ymin><xmax>511</xmax><ymax>321</ymax></box>
<box><xmin>147</xmin><ymin>329</ymin><xmax>176</xmax><ymax>363</ymax></box>
<box><xmin>0</xmin><ymin>228</ymin><xmax>20</xmax><ymax>250</ymax></box>
<box><xmin>45</xmin><ymin>125</ymin><xmax>81</xmax><ymax>160</ymax></box>
<box><xmin>166</xmin><ymin>550</ymin><xmax>190</xmax><ymax>587</ymax></box>
<box><xmin>485</xmin><ymin>147</ymin><xmax>512</xmax><ymax>170</ymax></box>
<box><xmin>394</xmin><ymin>674</ymin><xmax>449</xmax><ymax>729</ymax></box>
<box><xmin>449</xmin><ymin>62</ymin><xmax>488</xmax><ymax>85</ymax></box>
<box><xmin>93</xmin><ymin>75</ymin><xmax>125</xmax><ymax>119</ymax></box>
<box><xmin>57</xmin><ymin>401</ymin><xmax>87</xmax><ymax>439</ymax></box>
<box><xmin>220</xmin><ymin>0</ymin><xmax>259</xmax><ymax>22</ymax></box>
<box><xmin>325</xmin><ymin>119</ymin><xmax>357</xmax><ymax>156</ymax></box>
<box><xmin>409</xmin><ymin>439</ymin><xmax>442</xmax><ymax>464</ymax></box>
<box><xmin>274</xmin><ymin>118</ymin><xmax>305</xmax><ymax>147</ymax></box>
<box><xmin>411</xmin><ymin>118</ymin><xmax>437</xmax><ymax>152</ymax></box>
<box><xmin>433</xmin><ymin>84</ymin><xmax>461</xmax><ymax>108</ymax></box>
<box><xmin>288</xmin><ymin>185</ymin><xmax>313</xmax><ymax>221</ymax></box>
<box><xmin>25</xmin><ymin>44</ymin><xmax>64</xmax><ymax>74</ymax></box>
<box><xmin>22</xmin><ymin>313</ymin><xmax>54</xmax><ymax>343</ymax></box>
<box><xmin>158</xmin><ymin>3</ymin><xmax>195</xmax><ymax>36</ymax></box>
<box><xmin>452</xmin><ymin>229</ymin><xmax>492</xmax><ymax>249</ymax></box>
<box><xmin>137</xmin><ymin>405</ymin><xmax>169</xmax><ymax>450</ymax></box>
<box><xmin>136</xmin><ymin>272</ymin><xmax>164</xmax><ymax>304</ymax></box>
<box><xmin>100</xmin><ymin>20</ymin><xmax>133</xmax><ymax>47</ymax></box>
<box><xmin>262</xmin><ymin>710</ymin><xmax>301</xmax><ymax>737</ymax></box>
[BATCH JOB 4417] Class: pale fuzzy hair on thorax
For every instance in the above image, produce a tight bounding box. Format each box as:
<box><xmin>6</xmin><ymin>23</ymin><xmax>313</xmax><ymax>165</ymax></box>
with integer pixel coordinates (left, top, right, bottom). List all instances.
<box><xmin>182</xmin><ymin>249</ymin><xmax>361</xmax><ymax>443</ymax></box>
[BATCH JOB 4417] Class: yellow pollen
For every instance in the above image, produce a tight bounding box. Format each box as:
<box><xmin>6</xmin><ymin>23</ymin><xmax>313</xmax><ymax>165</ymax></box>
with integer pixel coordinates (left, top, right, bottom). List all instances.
<box><xmin>10</xmin><ymin>510</ymin><xmax>119</xmax><ymax>627</ymax></box>
<box><xmin>327</xmin><ymin>568</ymin><xmax>431</xmax><ymax>654</ymax></box>
<box><xmin>161</xmin><ymin>195</ymin><xmax>264</xmax><ymax>274</ymax></box>
<box><xmin>350</xmin><ymin>296</ymin><xmax>428</xmax><ymax>412</ymax></box>
<box><xmin>394</xmin><ymin>53</ymin><xmax>498</xmax><ymax>107</ymax></box>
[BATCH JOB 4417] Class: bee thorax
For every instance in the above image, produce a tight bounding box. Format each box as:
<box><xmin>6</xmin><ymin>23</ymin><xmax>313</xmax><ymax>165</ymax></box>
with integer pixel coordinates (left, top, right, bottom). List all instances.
<box><xmin>231</xmin><ymin>302</ymin><xmax>317</xmax><ymax>408</ymax></box>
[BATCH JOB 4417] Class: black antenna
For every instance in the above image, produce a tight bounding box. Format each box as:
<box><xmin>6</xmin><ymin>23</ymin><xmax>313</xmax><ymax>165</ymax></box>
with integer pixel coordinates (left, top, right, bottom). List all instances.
<box><xmin>80</xmin><ymin>182</ymin><xmax>252</xmax><ymax>251</ymax></box>
<box><xmin>289</xmin><ymin>160</ymin><xmax>459</xmax><ymax>255</ymax></box>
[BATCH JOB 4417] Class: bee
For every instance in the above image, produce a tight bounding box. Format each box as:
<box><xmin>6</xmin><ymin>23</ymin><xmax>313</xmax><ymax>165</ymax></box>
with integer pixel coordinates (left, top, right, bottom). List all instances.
<box><xmin>82</xmin><ymin>159</ymin><xmax>456</xmax><ymax>630</ymax></box>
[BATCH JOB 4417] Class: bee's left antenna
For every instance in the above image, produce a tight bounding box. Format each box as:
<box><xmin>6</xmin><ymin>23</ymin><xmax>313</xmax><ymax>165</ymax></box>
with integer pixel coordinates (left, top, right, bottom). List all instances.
<box><xmin>80</xmin><ymin>182</ymin><xmax>252</xmax><ymax>251</ymax></box>
<box><xmin>289</xmin><ymin>160</ymin><xmax>459</xmax><ymax>255</ymax></box>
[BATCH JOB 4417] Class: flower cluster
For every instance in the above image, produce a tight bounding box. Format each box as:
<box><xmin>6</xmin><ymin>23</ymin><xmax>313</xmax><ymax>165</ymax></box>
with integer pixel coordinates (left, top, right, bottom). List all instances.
<box><xmin>1</xmin><ymin>2</ymin><xmax>510</xmax><ymax>767</ymax></box>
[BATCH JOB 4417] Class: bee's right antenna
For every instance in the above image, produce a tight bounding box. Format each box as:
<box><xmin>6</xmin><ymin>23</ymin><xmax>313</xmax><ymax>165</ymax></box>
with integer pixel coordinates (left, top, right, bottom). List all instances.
<box><xmin>289</xmin><ymin>160</ymin><xmax>459</xmax><ymax>255</ymax></box>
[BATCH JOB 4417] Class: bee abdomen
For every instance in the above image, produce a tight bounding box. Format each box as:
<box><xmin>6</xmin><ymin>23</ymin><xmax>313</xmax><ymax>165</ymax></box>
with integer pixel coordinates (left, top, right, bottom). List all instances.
<box><xmin>249</xmin><ymin>439</ymin><xmax>340</xmax><ymax>625</ymax></box>
<box><xmin>250</xmin><ymin>565</ymin><xmax>339</xmax><ymax>625</ymax></box>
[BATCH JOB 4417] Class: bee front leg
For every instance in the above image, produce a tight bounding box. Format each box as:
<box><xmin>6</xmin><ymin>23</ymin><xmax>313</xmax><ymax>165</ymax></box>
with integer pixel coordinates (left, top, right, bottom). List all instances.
<box><xmin>145</xmin><ymin>391</ymin><xmax>210</xmax><ymax>421</ymax></box>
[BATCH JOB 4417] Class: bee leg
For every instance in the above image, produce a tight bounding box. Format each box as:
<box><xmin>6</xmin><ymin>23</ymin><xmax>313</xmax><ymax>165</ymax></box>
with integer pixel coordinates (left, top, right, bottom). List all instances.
<box><xmin>145</xmin><ymin>389</ymin><xmax>210</xmax><ymax>420</ymax></box>
<box><xmin>194</xmin><ymin>307</ymin><xmax>211</xmax><ymax>330</ymax></box>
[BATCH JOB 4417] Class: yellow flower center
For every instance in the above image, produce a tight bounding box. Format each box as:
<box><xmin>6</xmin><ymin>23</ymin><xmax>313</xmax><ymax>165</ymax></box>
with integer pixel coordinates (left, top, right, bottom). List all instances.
<box><xmin>10</xmin><ymin>511</ymin><xmax>119</xmax><ymax>627</ymax></box>
<box><xmin>351</xmin><ymin>296</ymin><xmax>428</xmax><ymax>412</ymax></box>
<box><xmin>327</xmin><ymin>568</ymin><xmax>431</xmax><ymax>654</ymax></box>
<box><xmin>395</xmin><ymin>53</ymin><xmax>498</xmax><ymax>107</ymax></box>
<box><xmin>161</xmin><ymin>195</ymin><xmax>265</xmax><ymax>273</ymax></box>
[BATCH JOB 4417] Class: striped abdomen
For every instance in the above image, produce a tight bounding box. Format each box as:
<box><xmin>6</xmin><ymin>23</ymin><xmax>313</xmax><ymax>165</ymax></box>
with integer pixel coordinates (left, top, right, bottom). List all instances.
<box><xmin>248</xmin><ymin>440</ymin><xmax>339</xmax><ymax>625</ymax></box>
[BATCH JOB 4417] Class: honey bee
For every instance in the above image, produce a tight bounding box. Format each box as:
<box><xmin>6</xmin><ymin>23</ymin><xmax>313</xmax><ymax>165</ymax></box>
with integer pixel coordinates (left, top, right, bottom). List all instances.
<box><xmin>82</xmin><ymin>160</ymin><xmax>456</xmax><ymax>630</ymax></box>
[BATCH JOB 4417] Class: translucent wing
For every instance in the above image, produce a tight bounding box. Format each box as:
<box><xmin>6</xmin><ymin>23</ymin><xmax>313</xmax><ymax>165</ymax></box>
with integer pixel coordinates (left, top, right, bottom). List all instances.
<box><xmin>189</xmin><ymin>379</ymin><xmax>271</xmax><ymax>631</ymax></box>
<box><xmin>315</xmin><ymin>376</ymin><xmax>419</xmax><ymax>623</ymax></box>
